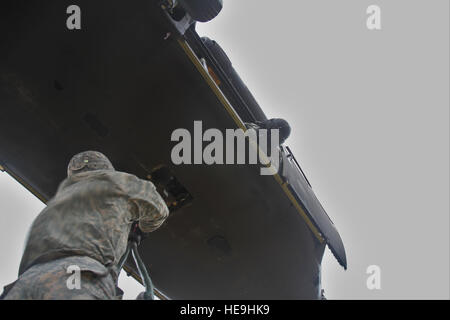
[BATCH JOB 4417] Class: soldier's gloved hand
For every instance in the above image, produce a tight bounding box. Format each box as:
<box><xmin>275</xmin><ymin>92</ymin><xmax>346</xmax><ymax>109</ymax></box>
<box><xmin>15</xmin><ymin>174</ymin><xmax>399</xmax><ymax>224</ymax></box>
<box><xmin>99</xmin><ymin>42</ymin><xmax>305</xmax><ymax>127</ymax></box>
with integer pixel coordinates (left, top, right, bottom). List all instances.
<box><xmin>129</xmin><ymin>222</ymin><xmax>148</xmax><ymax>245</ymax></box>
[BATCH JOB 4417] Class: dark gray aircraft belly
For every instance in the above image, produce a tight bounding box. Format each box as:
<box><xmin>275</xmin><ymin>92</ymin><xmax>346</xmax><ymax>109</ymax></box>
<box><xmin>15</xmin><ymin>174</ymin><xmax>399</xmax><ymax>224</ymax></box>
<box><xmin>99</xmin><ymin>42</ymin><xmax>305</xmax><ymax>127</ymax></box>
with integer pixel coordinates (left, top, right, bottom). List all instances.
<box><xmin>0</xmin><ymin>0</ymin><xmax>343</xmax><ymax>299</ymax></box>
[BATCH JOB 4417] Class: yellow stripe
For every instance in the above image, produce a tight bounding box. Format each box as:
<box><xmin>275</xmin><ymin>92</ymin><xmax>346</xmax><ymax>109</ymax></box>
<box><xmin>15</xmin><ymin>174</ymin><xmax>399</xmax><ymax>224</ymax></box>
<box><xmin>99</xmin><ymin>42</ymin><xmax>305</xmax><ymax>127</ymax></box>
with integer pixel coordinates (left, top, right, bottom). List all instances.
<box><xmin>178</xmin><ymin>39</ymin><xmax>324</xmax><ymax>243</ymax></box>
<box><xmin>178</xmin><ymin>40</ymin><xmax>246</xmax><ymax>131</ymax></box>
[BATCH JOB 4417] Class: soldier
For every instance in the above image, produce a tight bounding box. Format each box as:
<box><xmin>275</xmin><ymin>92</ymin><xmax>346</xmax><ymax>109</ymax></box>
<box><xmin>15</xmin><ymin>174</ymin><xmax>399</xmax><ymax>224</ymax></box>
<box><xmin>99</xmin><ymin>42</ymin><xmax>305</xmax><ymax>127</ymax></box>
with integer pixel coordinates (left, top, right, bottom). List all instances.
<box><xmin>1</xmin><ymin>151</ymin><xmax>169</xmax><ymax>299</ymax></box>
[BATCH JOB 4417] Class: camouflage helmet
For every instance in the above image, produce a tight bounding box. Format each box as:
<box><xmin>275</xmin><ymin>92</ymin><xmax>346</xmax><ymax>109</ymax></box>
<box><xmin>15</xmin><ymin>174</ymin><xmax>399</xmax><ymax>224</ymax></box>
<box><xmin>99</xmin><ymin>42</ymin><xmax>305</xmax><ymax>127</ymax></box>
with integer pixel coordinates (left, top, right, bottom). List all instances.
<box><xmin>67</xmin><ymin>151</ymin><xmax>114</xmax><ymax>177</ymax></box>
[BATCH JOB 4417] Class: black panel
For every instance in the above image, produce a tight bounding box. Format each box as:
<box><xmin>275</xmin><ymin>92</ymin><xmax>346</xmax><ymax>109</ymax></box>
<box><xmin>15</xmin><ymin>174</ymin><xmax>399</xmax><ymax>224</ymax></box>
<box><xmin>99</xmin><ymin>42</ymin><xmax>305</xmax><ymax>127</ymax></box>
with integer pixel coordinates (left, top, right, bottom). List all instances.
<box><xmin>0</xmin><ymin>0</ymin><xmax>340</xmax><ymax>299</ymax></box>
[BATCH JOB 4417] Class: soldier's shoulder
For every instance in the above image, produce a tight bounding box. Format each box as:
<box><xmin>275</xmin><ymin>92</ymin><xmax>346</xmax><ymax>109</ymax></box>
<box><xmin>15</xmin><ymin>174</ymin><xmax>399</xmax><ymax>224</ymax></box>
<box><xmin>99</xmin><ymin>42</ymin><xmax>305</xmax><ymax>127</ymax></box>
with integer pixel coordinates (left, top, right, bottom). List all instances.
<box><xmin>105</xmin><ymin>170</ymin><xmax>139</xmax><ymax>181</ymax></box>
<box><xmin>105</xmin><ymin>171</ymin><xmax>155</xmax><ymax>188</ymax></box>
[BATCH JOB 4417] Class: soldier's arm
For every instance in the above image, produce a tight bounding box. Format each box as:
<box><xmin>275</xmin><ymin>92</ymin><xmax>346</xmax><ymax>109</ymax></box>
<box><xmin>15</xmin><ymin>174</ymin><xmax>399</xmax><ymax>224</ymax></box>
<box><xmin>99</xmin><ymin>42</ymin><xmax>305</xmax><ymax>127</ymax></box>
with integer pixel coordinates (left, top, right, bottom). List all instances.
<box><xmin>126</xmin><ymin>175</ymin><xmax>169</xmax><ymax>233</ymax></box>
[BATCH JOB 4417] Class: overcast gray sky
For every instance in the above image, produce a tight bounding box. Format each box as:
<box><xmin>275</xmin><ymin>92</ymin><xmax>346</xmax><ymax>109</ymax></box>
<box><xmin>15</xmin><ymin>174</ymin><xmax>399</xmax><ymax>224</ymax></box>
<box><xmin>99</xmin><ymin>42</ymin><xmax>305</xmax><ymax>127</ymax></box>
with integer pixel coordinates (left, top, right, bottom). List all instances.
<box><xmin>0</xmin><ymin>0</ymin><xmax>449</xmax><ymax>299</ymax></box>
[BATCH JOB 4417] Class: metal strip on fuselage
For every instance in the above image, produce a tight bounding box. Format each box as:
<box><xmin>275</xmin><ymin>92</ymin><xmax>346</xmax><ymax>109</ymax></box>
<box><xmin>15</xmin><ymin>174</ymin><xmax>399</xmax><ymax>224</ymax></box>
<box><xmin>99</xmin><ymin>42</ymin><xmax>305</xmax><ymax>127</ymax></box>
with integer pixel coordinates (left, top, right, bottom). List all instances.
<box><xmin>178</xmin><ymin>39</ymin><xmax>325</xmax><ymax>244</ymax></box>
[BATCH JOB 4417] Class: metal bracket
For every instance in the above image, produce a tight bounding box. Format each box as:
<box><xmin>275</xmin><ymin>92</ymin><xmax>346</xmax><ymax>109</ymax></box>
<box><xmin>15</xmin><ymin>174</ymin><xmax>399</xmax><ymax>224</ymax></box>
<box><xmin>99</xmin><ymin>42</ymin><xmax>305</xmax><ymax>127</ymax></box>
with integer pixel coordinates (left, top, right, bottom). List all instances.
<box><xmin>160</xmin><ymin>0</ymin><xmax>194</xmax><ymax>36</ymax></box>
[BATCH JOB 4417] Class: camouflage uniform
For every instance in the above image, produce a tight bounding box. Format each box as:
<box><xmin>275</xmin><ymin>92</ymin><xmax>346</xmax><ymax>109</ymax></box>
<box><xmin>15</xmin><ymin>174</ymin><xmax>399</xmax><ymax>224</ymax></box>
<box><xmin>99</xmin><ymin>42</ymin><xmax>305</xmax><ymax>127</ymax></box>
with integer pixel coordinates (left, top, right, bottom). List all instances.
<box><xmin>4</xmin><ymin>256</ymin><xmax>118</xmax><ymax>300</ymax></box>
<box><xmin>1</xmin><ymin>151</ymin><xmax>169</xmax><ymax>300</ymax></box>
